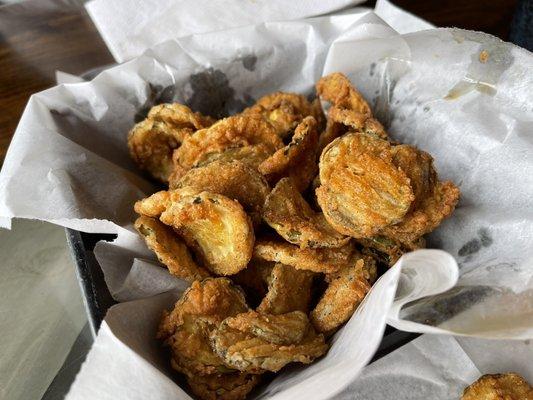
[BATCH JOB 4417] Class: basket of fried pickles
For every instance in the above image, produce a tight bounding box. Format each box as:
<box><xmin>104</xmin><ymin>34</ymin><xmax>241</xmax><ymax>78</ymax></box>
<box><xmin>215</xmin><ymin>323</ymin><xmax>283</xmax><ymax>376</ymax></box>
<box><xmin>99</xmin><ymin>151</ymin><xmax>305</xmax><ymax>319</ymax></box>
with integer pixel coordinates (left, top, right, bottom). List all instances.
<box><xmin>128</xmin><ymin>72</ymin><xmax>460</xmax><ymax>400</ymax></box>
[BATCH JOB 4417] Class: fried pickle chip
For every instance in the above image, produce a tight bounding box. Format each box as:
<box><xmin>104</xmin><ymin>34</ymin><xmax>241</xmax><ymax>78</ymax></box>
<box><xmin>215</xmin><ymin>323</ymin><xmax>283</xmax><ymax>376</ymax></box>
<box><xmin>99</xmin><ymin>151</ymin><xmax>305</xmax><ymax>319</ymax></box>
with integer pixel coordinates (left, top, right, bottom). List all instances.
<box><xmin>157</xmin><ymin>278</ymin><xmax>249</xmax><ymax>377</ymax></box>
<box><xmin>258</xmin><ymin>116</ymin><xmax>319</xmax><ymax>191</ymax></box>
<box><xmin>378</xmin><ymin>145</ymin><xmax>460</xmax><ymax>244</ymax></box>
<box><xmin>257</xmin><ymin>263</ymin><xmax>315</xmax><ymax>315</ymax></box>
<box><xmin>134</xmin><ymin>190</ymin><xmax>171</xmax><ymax>217</ymax></box>
<box><xmin>253</xmin><ymin>239</ymin><xmax>355</xmax><ymax>273</ymax></box>
<box><xmin>317</xmin><ymin>132</ymin><xmax>414</xmax><ymax>238</ymax></box>
<box><xmin>232</xmin><ymin>259</ymin><xmax>274</xmax><ymax>306</ymax></box>
<box><xmin>210</xmin><ymin>311</ymin><xmax>328</xmax><ymax>373</ymax></box>
<box><xmin>243</xmin><ymin>92</ymin><xmax>324</xmax><ymax>139</ymax></box>
<box><xmin>310</xmin><ymin>258</ymin><xmax>371</xmax><ymax>333</ymax></box>
<box><xmin>128</xmin><ymin>103</ymin><xmax>214</xmax><ymax>182</ymax></box>
<box><xmin>462</xmin><ymin>373</ymin><xmax>533</xmax><ymax>400</ymax></box>
<box><xmin>169</xmin><ymin>160</ymin><xmax>270</xmax><ymax>226</ymax></box>
<box><xmin>172</xmin><ymin>114</ymin><xmax>283</xmax><ymax>175</ymax></box>
<box><xmin>134</xmin><ymin>216</ymin><xmax>210</xmax><ymax>281</ymax></box>
<box><xmin>263</xmin><ymin>177</ymin><xmax>349</xmax><ymax>249</ymax></box>
<box><xmin>157</xmin><ymin>189</ymin><xmax>254</xmax><ymax>276</ymax></box>
<box><xmin>187</xmin><ymin>372</ymin><xmax>261</xmax><ymax>400</ymax></box>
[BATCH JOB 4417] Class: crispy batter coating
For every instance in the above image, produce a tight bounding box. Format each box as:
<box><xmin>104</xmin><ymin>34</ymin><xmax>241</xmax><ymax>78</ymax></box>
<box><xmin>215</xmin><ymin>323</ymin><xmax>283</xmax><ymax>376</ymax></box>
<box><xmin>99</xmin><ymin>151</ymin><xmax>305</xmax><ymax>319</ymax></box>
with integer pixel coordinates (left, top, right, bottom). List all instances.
<box><xmin>243</xmin><ymin>92</ymin><xmax>324</xmax><ymax>139</ymax></box>
<box><xmin>169</xmin><ymin>160</ymin><xmax>270</xmax><ymax>227</ymax></box>
<box><xmin>210</xmin><ymin>311</ymin><xmax>328</xmax><ymax>373</ymax></box>
<box><xmin>462</xmin><ymin>373</ymin><xmax>533</xmax><ymax>400</ymax></box>
<box><xmin>258</xmin><ymin>116</ymin><xmax>319</xmax><ymax>191</ymax></box>
<box><xmin>378</xmin><ymin>145</ymin><xmax>460</xmax><ymax>244</ymax></box>
<box><xmin>317</xmin><ymin>73</ymin><xmax>372</xmax><ymax>117</ymax></box>
<box><xmin>317</xmin><ymin>132</ymin><xmax>414</xmax><ymax>238</ymax></box>
<box><xmin>157</xmin><ymin>188</ymin><xmax>255</xmax><ymax>276</ymax></box>
<box><xmin>311</xmin><ymin>258</ymin><xmax>371</xmax><ymax>333</ymax></box>
<box><xmin>232</xmin><ymin>259</ymin><xmax>274</xmax><ymax>306</ymax></box>
<box><xmin>134</xmin><ymin>190</ymin><xmax>171</xmax><ymax>217</ymax></box>
<box><xmin>134</xmin><ymin>216</ymin><xmax>210</xmax><ymax>281</ymax></box>
<box><xmin>257</xmin><ymin>263</ymin><xmax>315</xmax><ymax>315</ymax></box>
<box><xmin>359</xmin><ymin>235</ymin><xmax>426</xmax><ymax>267</ymax></box>
<box><xmin>128</xmin><ymin>103</ymin><xmax>214</xmax><ymax>182</ymax></box>
<box><xmin>172</xmin><ymin>114</ymin><xmax>283</xmax><ymax>176</ymax></box>
<box><xmin>187</xmin><ymin>372</ymin><xmax>261</xmax><ymax>400</ymax></box>
<box><xmin>263</xmin><ymin>177</ymin><xmax>349</xmax><ymax>249</ymax></box>
<box><xmin>157</xmin><ymin>278</ymin><xmax>249</xmax><ymax>377</ymax></box>
<box><xmin>253</xmin><ymin>239</ymin><xmax>356</xmax><ymax>273</ymax></box>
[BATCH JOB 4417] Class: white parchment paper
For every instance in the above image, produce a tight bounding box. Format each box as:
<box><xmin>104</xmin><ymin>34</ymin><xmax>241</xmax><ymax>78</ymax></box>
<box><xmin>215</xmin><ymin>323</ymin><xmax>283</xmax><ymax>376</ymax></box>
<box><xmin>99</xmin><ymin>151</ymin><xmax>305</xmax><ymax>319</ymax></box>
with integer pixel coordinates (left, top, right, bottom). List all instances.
<box><xmin>1</xmin><ymin>10</ymin><xmax>532</xmax><ymax>400</ymax></box>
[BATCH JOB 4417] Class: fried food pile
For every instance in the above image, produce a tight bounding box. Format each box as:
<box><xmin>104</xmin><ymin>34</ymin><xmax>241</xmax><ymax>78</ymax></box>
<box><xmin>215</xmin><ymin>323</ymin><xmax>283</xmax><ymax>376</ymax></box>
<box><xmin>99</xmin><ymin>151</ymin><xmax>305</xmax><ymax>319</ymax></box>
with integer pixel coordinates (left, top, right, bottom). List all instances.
<box><xmin>129</xmin><ymin>73</ymin><xmax>460</xmax><ymax>399</ymax></box>
<box><xmin>462</xmin><ymin>373</ymin><xmax>533</xmax><ymax>400</ymax></box>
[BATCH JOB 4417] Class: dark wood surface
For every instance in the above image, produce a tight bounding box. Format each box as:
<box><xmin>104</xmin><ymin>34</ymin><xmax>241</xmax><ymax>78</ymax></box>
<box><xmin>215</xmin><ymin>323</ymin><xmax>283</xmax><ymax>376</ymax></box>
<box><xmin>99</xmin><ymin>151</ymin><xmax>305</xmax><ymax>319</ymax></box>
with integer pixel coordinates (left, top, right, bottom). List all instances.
<box><xmin>0</xmin><ymin>0</ymin><xmax>519</xmax><ymax>165</ymax></box>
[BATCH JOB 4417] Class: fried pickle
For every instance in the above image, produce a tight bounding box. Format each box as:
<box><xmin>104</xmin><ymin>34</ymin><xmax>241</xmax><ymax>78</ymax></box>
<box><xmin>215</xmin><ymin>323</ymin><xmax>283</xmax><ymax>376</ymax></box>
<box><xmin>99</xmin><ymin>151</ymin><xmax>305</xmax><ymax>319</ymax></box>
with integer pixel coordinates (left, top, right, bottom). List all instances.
<box><xmin>258</xmin><ymin>116</ymin><xmax>319</xmax><ymax>191</ymax></box>
<box><xmin>462</xmin><ymin>373</ymin><xmax>533</xmax><ymax>400</ymax></box>
<box><xmin>317</xmin><ymin>132</ymin><xmax>414</xmax><ymax>238</ymax></box>
<box><xmin>134</xmin><ymin>216</ymin><xmax>210</xmax><ymax>281</ymax></box>
<box><xmin>210</xmin><ymin>311</ymin><xmax>328</xmax><ymax>373</ymax></box>
<box><xmin>253</xmin><ymin>239</ymin><xmax>355</xmax><ymax>274</ymax></box>
<box><xmin>263</xmin><ymin>177</ymin><xmax>349</xmax><ymax>249</ymax></box>
<box><xmin>359</xmin><ymin>235</ymin><xmax>426</xmax><ymax>267</ymax></box>
<box><xmin>232</xmin><ymin>259</ymin><xmax>275</xmax><ymax>307</ymax></box>
<box><xmin>257</xmin><ymin>263</ymin><xmax>315</xmax><ymax>315</ymax></box>
<box><xmin>157</xmin><ymin>188</ymin><xmax>255</xmax><ymax>276</ymax></box>
<box><xmin>170</xmin><ymin>160</ymin><xmax>270</xmax><ymax>227</ymax></box>
<box><xmin>172</xmin><ymin>114</ymin><xmax>283</xmax><ymax>177</ymax></box>
<box><xmin>243</xmin><ymin>92</ymin><xmax>324</xmax><ymax>139</ymax></box>
<box><xmin>128</xmin><ymin>103</ymin><xmax>214</xmax><ymax>182</ymax></box>
<box><xmin>311</xmin><ymin>258</ymin><xmax>371</xmax><ymax>333</ymax></box>
<box><xmin>187</xmin><ymin>372</ymin><xmax>261</xmax><ymax>400</ymax></box>
<box><xmin>157</xmin><ymin>278</ymin><xmax>249</xmax><ymax>377</ymax></box>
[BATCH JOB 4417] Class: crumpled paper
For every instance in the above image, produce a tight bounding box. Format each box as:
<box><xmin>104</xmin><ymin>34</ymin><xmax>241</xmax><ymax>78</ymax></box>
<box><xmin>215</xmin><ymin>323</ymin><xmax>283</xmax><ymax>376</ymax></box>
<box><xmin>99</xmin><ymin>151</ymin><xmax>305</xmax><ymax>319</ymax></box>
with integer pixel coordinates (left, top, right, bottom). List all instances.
<box><xmin>1</xmin><ymin>9</ymin><xmax>532</xmax><ymax>400</ymax></box>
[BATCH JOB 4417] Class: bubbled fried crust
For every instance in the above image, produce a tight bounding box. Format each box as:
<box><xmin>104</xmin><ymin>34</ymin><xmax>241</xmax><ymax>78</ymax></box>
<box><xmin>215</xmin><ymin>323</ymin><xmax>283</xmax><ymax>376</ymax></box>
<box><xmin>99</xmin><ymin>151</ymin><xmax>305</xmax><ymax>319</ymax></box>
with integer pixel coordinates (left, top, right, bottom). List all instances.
<box><xmin>134</xmin><ymin>216</ymin><xmax>210</xmax><ymax>281</ymax></box>
<box><xmin>317</xmin><ymin>73</ymin><xmax>372</xmax><ymax>117</ymax></box>
<box><xmin>159</xmin><ymin>189</ymin><xmax>255</xmax><ymax>276</ymax></box>
<box><xmin>187</xmin><ymin>373</ymin><xmax>261</xmax><ymax>400</ymax></box>
<box><xmin>258</xmin><ymin>116</ymin><xmax>320</xmax><ymax>192</ymax></box>
<box><xmin>311</xmin><ymin>259</ymin><xmax>371</xmax><ymax>333</ymax></box>
<box><xmin>257</xmin><ymin>263</ymin><xmax>315</xmax><ymax>315</ymax></box>
<box><xmin>128</xmin><ymin>103</ymin><xmax>214</xmax><ymax>182</ymax></box>
<box><xmin>262</xmin><ymin>177</ymin><xmax>349</xmax><ymax>249</ymax></box>
<box><xmin>172</xmin><ymin>114</ymin><xmax>283</xmax><ymax>175</ymax></box>
<box><xmin>169</xmin><ymin>160</ymin><xmax>270</xmax><ymax>227</ymax></box>
<box><xmin>253</xmin><ymin>239</ymin><xmax>356</xmax><ymax>274</ymax></box>
<box><xmin>317</xmin><ymin>132</ymin><xmax>414</xmax><ymax>239</ymax></box>
<box><xmin>210</xmin><ymin>311</ymin><xmax>328</xmax><ymax>373</ymax></box>
<box><xmin>157</xmin><ymin>278</ymin><xmax>249</xmax><ymax>377</ymax></box>
<box><xmin>243</xmin><ymin>92</ymin><xmax>325</xmax><ymax>139</ymax></box>
<box><xmin>461</xmin><ymin>373</ymin><xmax>533</xmax><ymax>400</ymax></box>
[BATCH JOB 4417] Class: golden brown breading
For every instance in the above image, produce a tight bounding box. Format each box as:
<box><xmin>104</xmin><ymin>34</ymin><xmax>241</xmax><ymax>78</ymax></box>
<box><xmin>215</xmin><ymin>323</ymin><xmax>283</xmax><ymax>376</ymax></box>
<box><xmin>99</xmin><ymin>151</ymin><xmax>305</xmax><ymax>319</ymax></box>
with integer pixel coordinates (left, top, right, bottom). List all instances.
<box><xmin>317</xmin><ymin>132</ymin><xmax>414</xmax><ymax>238</ymax></box>
<box><xmin>378</xmin><ymin>145</ymin><xmax>460</xmax><ymax>244</ymax></box>
<box><xmin>210</xmin><ymin>311</ymin><xmax>328</xmax><ymax>373</ymax></box>
<box><xmin>158</xmin><ymin>189</ymin><xmax>255</xmax><ymax>276</ymax></box>
<box><xmin>134</xmin><ymin>216</ymin><xmax>210</xmax><ymax>281</ymax></box>
<box><xmin>253</xmin><ymin>239</ymin><xmax>356</xmax><ymax>274</ymax></box>
<box><xmin>157</xmin><ymin>278</ymin><xmax>249</xmax><ymax>377</ymax></box>
<box><xmin>317</xmin><ymin>72</ymin><xmax>372</xmax><ymax>117</ymax></box>
<box><xmin>258</xmin><ymin>116</ymin><xmax>319</xmax><ymax>191</ymax></box>
<box><xmin>169</xmin><ymin>160</ymin><xmax>270</xmax><ymax>227</ymax></box>
<box><xmin>257</xmin><ymin>263</ymin><xmax>315</xmax><ymax>315</ymax></box>
<box><xmin>232</xmin><ymin>259</ymin><xmax>274</xmax><ymax>306</ymax></box>
<box><xmin>128</xmin><ymin>103</ymin><xmax>214</xmax><ymax>182</ymax></box>
<box><xmin>262</xmin><ymin>177</ymin><xmax>349</xmax><ymax>249</ymax></box>
<box><xmin>461</xmin><ymin>373</ymin><xmax>533</xmax><ymax>400</ymax></box>
<box><xmin>310</xmin><ymin>258</ymin><xmax>371</xmax><ymax>333</ymax></box>
<box><xmin>359</xmin><ymin>235</ymin><xmax>426</xmax><ymax>267</ymax></box>
<box><xmin>172</xmin><ymin>114</ymin><xmax>283</xmax><ymax>176</ymax></box>
<box><xmin>243</xmin><ymin>92</ymin><xmax>324</xmax><ymax>139</ymax></box>
<box><xmin>134</xmin><ymin>190</ymin><xmax>171</xmax><ymax>217</ymax></box>
<box><xmin>187</xmin><ymin>372</ymin><xmax>261</xmax><ymax>400</ymax></box>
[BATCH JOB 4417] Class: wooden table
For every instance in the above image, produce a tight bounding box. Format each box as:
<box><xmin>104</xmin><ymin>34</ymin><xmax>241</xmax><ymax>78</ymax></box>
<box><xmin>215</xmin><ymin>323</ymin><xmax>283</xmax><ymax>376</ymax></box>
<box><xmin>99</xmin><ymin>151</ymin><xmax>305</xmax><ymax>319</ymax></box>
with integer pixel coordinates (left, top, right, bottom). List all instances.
<box><xmin>0</xmin><ymin>0</ymin><xmax>518</xmax><ymax>165</ymax></box>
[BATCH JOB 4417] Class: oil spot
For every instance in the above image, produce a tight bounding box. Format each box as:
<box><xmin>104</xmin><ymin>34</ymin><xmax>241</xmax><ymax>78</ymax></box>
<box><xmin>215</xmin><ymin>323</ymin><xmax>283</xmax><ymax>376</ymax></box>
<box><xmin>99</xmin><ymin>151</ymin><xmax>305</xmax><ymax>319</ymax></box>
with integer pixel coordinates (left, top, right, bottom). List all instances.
<box><xmin>240</xmin><ymin>54</ymin><xmax>257</xmax><ymax>71</ymax></box>
<box><xmin>478</xmin><ymin>228</ymin><xmax>493</xmax><ymax>247</ymax></box>
<box><xmin>423</xmin><ymin>106</ymin><xmax>430</xmax><ymax>113</ymax></box>
<box><xmin>458</xmin><ymin>238</ymin><xmax>481</xmax><ymax>257</ymax></box>
<box><xmin>186</xmin><ymin>68</ymin><xmax>249</xmax><ymax>119</ymax></box>
<box><xmin>479</xmin><ymin>50</ymin><xmax>489</xmax><ymax>63</ymax></box>
<box><xmin>134</xmin><ymin>83</ymin><xmax>176</xmax><ymax>122</ymax></box>
<box><xmin>525</xmin><ymin>340</ymin><xmax>530</xmax><ymax>345</ymax></box>
<box><xmin>369</xmin><ymin>62</ymin><xmax>376</xmax><ymax>77</ymax></box>
<box><xmin>374</xmin><ymin>90</ymin><xmax>379</xmax><ymax>95</ymax></box>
